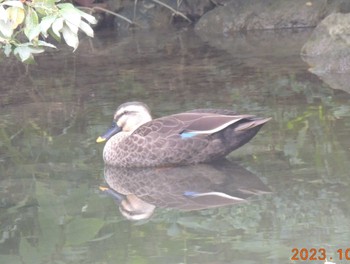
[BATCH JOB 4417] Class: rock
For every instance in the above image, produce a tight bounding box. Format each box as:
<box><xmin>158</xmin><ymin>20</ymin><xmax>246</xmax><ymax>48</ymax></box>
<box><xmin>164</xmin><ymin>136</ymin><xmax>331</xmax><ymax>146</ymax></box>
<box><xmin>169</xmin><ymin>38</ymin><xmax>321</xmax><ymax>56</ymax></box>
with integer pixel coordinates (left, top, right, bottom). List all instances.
<box><xmin>312</xmin><ymin>73</ymin><xmax>350</xmax><ymax>94</ymax></box>
<box><xmin>195</xmin><ymin>0</ymin><xmax>349</xmax><ymax>35</ymax></box>
<box><xmin>301</xmin><ymin>13</ymin><xmax>350</xmax><ymax>73</ymax></box>
<box><xmin>301</xmin><ymin>13</ymin><xmax>350</xmax><ymax>92</ymax></box>
<box><xmin>195</xmin><ymin>28</ymin><xmax>312</xmax><ymax>71</ymax></box>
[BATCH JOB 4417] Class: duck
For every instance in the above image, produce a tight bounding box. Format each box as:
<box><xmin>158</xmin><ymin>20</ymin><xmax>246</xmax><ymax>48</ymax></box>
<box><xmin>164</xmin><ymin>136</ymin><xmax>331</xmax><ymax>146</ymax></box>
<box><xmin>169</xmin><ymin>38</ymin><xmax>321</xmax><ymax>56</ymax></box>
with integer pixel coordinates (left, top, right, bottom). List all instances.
<box><xmin>96</xmin><ymin>102</ymin><xmax>271</xmax><ymax>167</ymax></box>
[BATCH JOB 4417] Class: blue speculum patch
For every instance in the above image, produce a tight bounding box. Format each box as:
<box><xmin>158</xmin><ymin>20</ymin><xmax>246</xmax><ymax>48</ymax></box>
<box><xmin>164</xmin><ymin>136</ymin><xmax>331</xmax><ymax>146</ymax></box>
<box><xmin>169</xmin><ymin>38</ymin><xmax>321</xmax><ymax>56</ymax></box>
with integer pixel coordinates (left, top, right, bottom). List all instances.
<box><xmin>183</xmin><ymin>191</ymin><xmax>198</xmax><ymax>197</ymax></box>
<box><xmin>180</xmin><ymin>132</ymin><xmax>197</xmax><ymax>139</ymax></box>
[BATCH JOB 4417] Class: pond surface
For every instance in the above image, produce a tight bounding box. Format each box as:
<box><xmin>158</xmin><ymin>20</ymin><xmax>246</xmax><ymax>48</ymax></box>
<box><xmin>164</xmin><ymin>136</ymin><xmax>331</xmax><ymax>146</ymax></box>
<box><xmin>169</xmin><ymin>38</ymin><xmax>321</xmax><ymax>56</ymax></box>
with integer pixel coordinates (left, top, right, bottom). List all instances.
<box><xmin>1</xmin><ymin>28</ymin><xmax>350</xmax><ymax>264</ymax></box>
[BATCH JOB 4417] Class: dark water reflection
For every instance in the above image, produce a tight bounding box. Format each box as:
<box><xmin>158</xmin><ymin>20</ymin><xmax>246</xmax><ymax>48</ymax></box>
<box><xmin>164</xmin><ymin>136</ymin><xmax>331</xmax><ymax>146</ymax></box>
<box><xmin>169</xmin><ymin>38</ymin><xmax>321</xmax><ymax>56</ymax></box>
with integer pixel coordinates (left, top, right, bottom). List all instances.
<box><xmin>1</xmin><ymin>28</ymin><xmax>350</xmax><ymax>263</ymax></box>
<box><xmin>102</xmin><ymin>161</ymin><xmax>270</xmax><ymax>220</ymax></box>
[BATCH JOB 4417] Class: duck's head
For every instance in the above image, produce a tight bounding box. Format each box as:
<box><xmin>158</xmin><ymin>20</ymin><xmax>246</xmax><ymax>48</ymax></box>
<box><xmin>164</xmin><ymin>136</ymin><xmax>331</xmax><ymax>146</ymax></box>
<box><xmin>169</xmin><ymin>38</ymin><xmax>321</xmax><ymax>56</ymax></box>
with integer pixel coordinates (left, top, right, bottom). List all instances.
<box><xmin>96</xmin><ymin>102</ymin><xmax>152</xmax><ymax>143</ymax></box>
<box><xmin>99</xmin><ymin>186</ymin><xmax>155</xmax><ymax>221</ymax></box>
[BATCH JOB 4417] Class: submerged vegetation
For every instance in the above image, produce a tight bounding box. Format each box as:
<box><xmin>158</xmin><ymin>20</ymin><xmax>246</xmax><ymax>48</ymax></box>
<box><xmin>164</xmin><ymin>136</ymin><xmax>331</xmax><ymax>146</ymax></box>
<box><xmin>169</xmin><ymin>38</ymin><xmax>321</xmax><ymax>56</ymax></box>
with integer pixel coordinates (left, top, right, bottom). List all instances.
<box><xmin>1</xmin><ymin>43</ymin><xmax>350</xmax><ymax>260</ymax></box>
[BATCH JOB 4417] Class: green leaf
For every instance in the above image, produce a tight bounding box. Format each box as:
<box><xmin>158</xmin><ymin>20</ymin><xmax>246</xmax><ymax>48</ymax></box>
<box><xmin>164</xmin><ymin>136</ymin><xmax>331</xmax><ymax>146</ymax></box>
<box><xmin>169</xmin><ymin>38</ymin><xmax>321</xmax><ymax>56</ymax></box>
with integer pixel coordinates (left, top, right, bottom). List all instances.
<box><xmin>60</xmin><ymin>7</ymin><xmax>81</xmax><ymax>34</ymax></box>
<box><xmin>35</xmin><ymin>182</ymin><xmax>63</xmax><ymax>254</ymax></box>
<box><xmin>65</xmin><ymin>217</ymin><xmax>104</xmax><ymax>246</ymax></box>
<box><xmin>13</xmin><ymin>45</ymin><xmax>32</xmax><ymax>61</ymax></box>
<box><xmin>19</xmin><ymin>238</ymin><xmax>41</xmax><ymax>264</ymax></box>
<box><xmin>31</xmin><ymin>0</ymin><xmax>56</xmax><ymax>16</ymax></box>
<box><xmin>48</xmin><ymin>28</ymin><xmax>61</xmax><ymax>42</ymax></box>
<box><xmin>39</xmin><ymin>15</ymin><xmax>57</xmax><ymax>37</ymax></box>
<box><xmin>37</xmin><ymin>40</ymin><xmax>56</xmax><ymax>48</ymax></box>
<box><xmin>78</xmin><ymin>10</ymin><xmax>97</xmax><ymax>25</ymax></box>
<box><xmin>1</xmin><ymin>0</ymin><xmax>24</xmax><ymax>8</ymax></box>
<box><xmin>28</xmin><ymin>46</ymin><xmax>45</xmax><ymax>54</ymax></box>
<box><xmin>14</xmin><ymin>45</ymin><xmax>44</xmax><ymax>61</ymax></box>
<box><xmin>56</xmin><ymin>3</ymin><xmax>75</xmax><ymax>9</ymax></box>
<box><xmin>52</xmin><ymin>16</ymin><xmax>63</xmax><ymax>37</ymax></box>
<box><xmin>0</xmin><ymin>6</ymin><xmax>7</xmax><ymax>22</ymax></box>
<box><xmin>26</xmin><ymin>25</ymin><xmax>41</xmax><ymax>42</ymax></box>
<box><xmin>61</xmin><ymin>24</ymin><xmax>78</xmax><ymax>50</ymax></box>
<box><xmin>4</xmin><ymin>43</ymin><xmax>12</xmax><ymax>56</ymax></box>
<box><xmin>6</xmin><ymin>6</ymin><xmax>25</xmax><ymax>29</ymax></box>
<box><xmin>24</xmin><ymin>8</ymin><xmax>40</xmax><ymax>41</ymax></box>
<box><xmin>79</xmin><ymin>20</ymin><xmax>93</xmax><ymax>37</ymax></box>
<box><xmin>64</xmin><ymin>19</ymin><xmax>79</xmax><ymax>35</ymax></box>
<box><xmin>0</xmin><ymin>19</ymin><xmax>13</xmax><ymax>38</ymax></box>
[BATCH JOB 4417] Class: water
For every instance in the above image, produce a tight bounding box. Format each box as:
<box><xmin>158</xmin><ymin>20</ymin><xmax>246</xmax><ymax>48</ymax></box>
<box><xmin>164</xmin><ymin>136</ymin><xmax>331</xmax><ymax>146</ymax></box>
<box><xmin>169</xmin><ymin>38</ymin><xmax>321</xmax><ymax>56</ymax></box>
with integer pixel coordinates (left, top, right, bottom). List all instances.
<box><xmin>1</xmin><ymin>28</ymin><xmax>350</xmax><ymax>264</ymax></box>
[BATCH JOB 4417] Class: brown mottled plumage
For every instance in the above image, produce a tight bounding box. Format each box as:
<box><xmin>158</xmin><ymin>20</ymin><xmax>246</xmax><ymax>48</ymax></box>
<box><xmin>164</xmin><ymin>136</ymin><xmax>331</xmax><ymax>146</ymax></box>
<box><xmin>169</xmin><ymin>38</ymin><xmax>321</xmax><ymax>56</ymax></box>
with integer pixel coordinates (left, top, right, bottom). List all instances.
<box><xmin>96</xmin><ymin>102</ymin><xmax>271</xmax><ymax>167</ymax></box>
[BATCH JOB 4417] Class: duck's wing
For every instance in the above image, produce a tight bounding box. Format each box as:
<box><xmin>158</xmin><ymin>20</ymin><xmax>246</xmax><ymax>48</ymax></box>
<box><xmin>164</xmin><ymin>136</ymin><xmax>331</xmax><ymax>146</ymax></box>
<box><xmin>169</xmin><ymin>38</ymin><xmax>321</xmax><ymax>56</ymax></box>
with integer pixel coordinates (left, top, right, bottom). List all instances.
<box><xmin>186</xmin><ymin>109</ymin><xmax>239</xmax><ymax>115</ymax></box>
<box><xmin>133</xmin><ymin>112</ymin><xmax>268</xmax><ymax>138</ymax></box>
<box><xmin>184</xmin><ymin>109</ymin><xmax>271</xmax><ymax>133</ymax></box>
<box><xmin>173</xmin><ymin>113</ymin><xmax>255</xmax><ymax>136</ymax></box>
<box><xmin>132</xmin><ymin>113</ymin><xmax>242</xmax><ymax>137</ymax></box>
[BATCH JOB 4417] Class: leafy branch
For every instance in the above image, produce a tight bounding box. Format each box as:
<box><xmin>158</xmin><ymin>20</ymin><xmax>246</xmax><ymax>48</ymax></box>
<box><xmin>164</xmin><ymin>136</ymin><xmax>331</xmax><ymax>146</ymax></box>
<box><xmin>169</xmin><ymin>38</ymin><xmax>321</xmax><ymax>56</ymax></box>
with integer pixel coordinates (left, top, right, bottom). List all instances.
<box><xmin>0</xmin><ymin>0</ymin><xmax>97</xmax><ymax>62</ymax></box>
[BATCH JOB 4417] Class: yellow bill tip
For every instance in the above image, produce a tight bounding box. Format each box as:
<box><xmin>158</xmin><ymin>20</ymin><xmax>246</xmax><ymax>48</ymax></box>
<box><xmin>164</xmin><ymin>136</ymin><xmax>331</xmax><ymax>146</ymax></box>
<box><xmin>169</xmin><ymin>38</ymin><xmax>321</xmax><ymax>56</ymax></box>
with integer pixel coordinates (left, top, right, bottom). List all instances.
<box><xmin>99</xmin><ymin>186</ymin><xmax>109</xmax><ymax>191</ymax></box>
<box><xmin>96</xmin><ymin>136</ymin><xmax>106</xmax><ymax>143</ymax></box>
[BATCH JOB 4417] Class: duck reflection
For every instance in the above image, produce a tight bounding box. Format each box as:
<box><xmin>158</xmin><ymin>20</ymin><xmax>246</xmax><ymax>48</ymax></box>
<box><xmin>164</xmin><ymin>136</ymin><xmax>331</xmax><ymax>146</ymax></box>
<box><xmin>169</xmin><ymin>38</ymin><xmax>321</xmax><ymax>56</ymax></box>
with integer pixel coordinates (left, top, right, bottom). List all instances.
<box><xmin>100</xmin><ymin>160</ymin><xmax>270</xmax><ymax>220</ymax></box>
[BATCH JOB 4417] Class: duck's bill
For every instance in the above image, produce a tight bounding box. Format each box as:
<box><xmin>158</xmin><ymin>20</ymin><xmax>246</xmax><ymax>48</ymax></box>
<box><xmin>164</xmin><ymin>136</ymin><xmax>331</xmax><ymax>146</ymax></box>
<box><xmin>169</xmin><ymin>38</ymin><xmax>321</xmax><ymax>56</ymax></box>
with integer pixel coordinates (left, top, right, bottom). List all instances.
<box><xmin>99</xmin><ymin>186</ymin><xmax>125</xmax><ymax>203</ymax></box>
<box><xmin>96</xmin><ymin>136</ymin><xmax>106</xmax><ymax>143</ymax></box>
<box><xmin>96</xmin><ymin>123</ymin><xmax>121</xmax><ymax>143</ymax></box>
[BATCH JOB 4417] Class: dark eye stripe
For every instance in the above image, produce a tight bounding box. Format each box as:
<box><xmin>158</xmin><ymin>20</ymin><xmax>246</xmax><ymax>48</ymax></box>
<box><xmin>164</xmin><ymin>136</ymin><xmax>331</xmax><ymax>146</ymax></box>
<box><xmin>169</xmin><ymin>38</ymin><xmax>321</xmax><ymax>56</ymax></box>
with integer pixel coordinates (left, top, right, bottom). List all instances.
<box><xmin>114</xmin><ymin>110</ymin><xmax>136</xmax><ymax>121</ymax></box>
